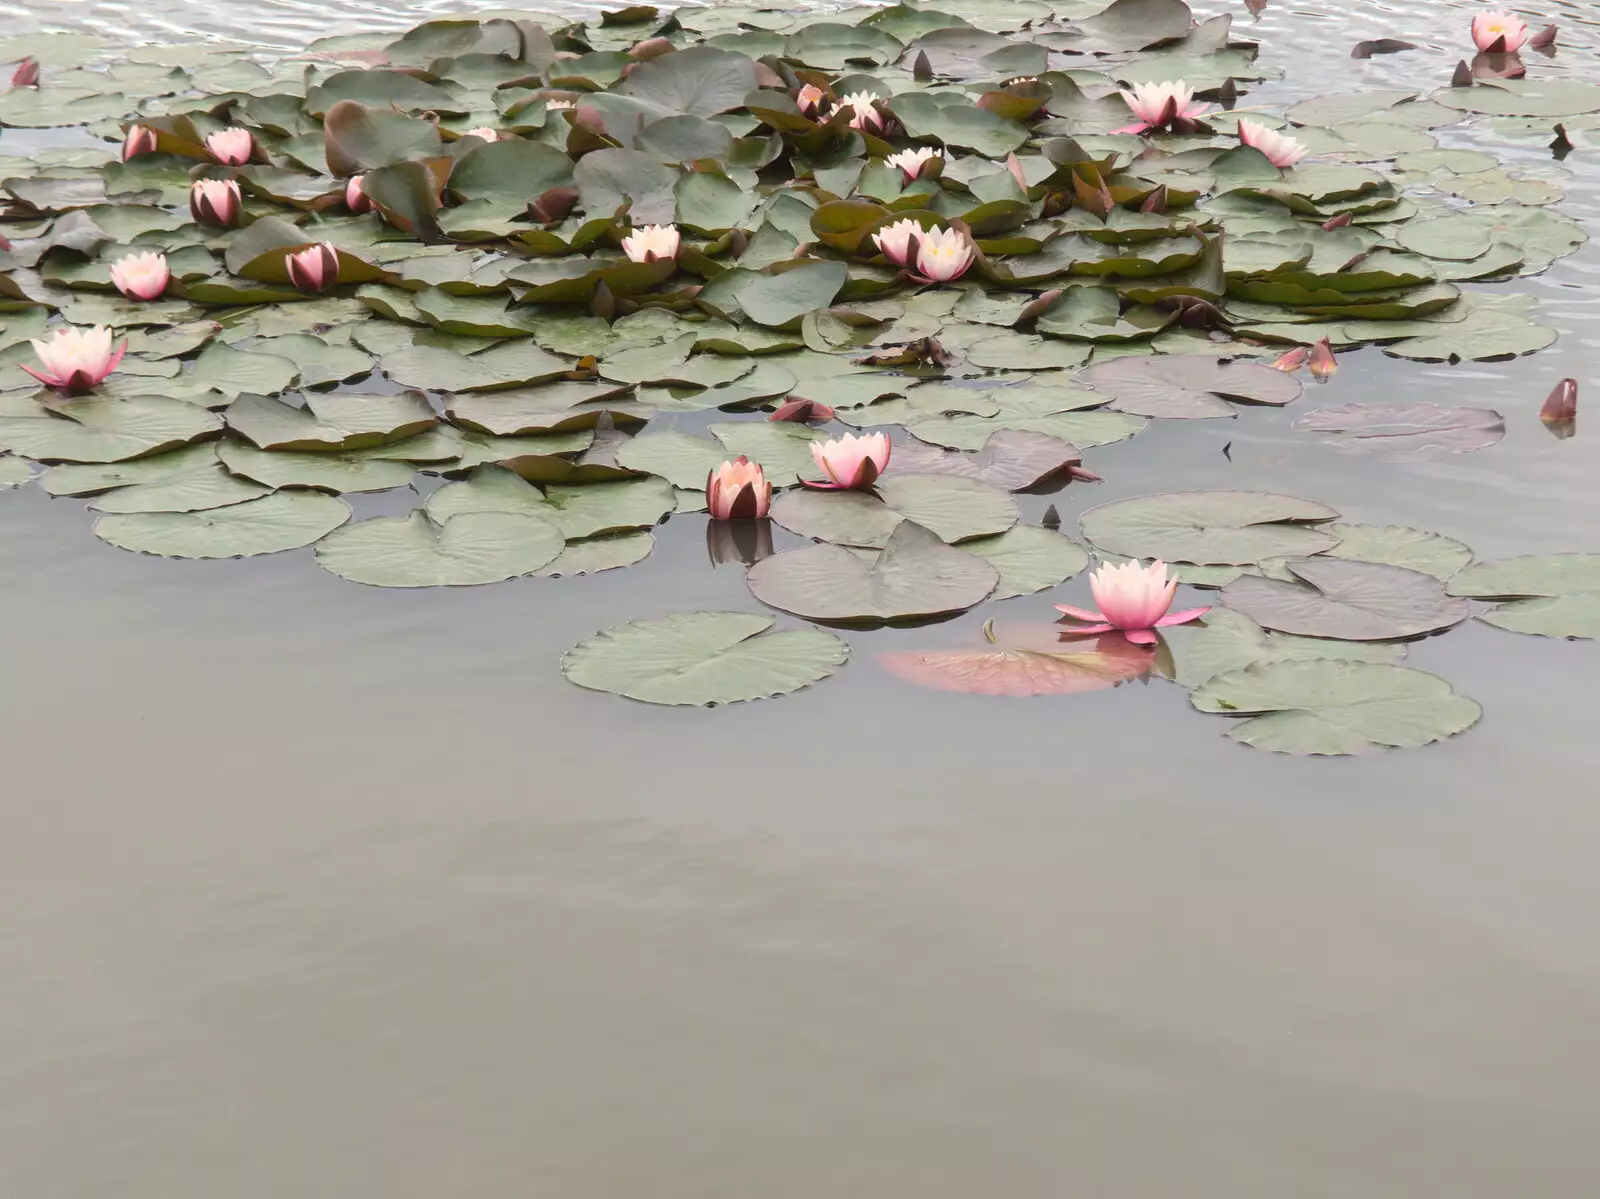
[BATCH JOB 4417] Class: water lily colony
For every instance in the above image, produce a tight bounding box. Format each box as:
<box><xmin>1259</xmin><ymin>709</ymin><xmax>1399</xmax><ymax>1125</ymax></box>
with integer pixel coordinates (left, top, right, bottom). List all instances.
<box><xmin>0</xmin><ymin>1</ymin><xmax>1593</xmax><ymax>752</ymax></box>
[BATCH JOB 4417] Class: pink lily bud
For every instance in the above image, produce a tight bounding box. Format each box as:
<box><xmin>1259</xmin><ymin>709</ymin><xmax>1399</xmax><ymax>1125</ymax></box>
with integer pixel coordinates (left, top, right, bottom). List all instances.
<box><xmin>796</xmin><ymin>83</ymin><xmax>826</xmax><ymax>116</ymax></box>
<box><xmin>122</xmin><ymin>124</ymin><xmax>159</xmax><ymax>161</ymax></box>
<box><xmin>205</xmin><ymin>126</ymin><xmax>254</xmax><ymax>166</ymax></box>
<box><xmin>190</xmin><ymin>178</ymin><xmax>242</xmax><ymax>227</ymax></box>
<box><xmin>1308</xmin><ymin>336</ymin><xmax>1337</xmax><ymax>380</ymax></box>
<box><xmin>705</xmin><ymin>456</ymin><xmax>772</xmax><ymax>520</ymax></box>
<box><xmin>769</xmin><ymin>397</ymin><xmax>834</xmax><ymax>423</ymax></box>
<box><xmin>108</xmin><ymin>251</ymin><xmax>171</xmax><ymax>301</ymax></box>
<box><xmin>1321</xmin><ymin>213</ymin><xmax>1353</xmax><ymax>231</ymax></box>
<box><xmin>11</xmin><ymin>57</ymin><xmax>39</xmax><ymax>88</ymax></box>
<box><xmin>345</xmin><ymin>174</ymin><xmax>373</xmax><ymax>214</ymax></box>
<box><xmin>806</xmin><ymin>431</ymin><xmax>890</xmax><ymax>490</ymax></box>
<box><xmin>286</xmin><ymin>242</ymin><xmax>341</xmax><ymax>294</ymax></box>
<box><xmin>1271</xmin><ymin>346</ymin><xmax>1309</xmax><ymax>372</ymax></box>
<box><xmin>21</xmin><ymin>325</ymin><xmax>126</xmax><ymax>394</ymax></box>
<box><xmin>1540</xmin><ymin>378</ymin><xmax>1578</xmax><ymax>424</ymax></box>
<box><xmin>1056</xmin><ymin>559</ymin><xmax>1210</xmax><ymax>646</ymax></box>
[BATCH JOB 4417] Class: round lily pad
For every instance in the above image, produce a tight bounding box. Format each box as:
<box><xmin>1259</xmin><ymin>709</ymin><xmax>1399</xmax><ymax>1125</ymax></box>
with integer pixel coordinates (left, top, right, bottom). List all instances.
<box><xmin>1158</xmin><ymin>608</ymin><xmax>1404</xmax><ymax>689</ymax></box>
<box><xmin>1446</xmin><ymin>554</ymin><xmax>1600</xmax><ymax>639</ymax></box>
<box><xmin>771</xmin><ymin>474</ymin><xmax>1018</xmax><ymax>548</ymax></box>
<box><xmin>93</xmin><ymin>491</ymin><xmax>350</xmax><ymax>559</ymax></box>
<box><xmin>1079</xmin><ymin>490</ymin><xmax>1341</xmax><ymax>565</ymax></box>
<box><xmin>1189</xmin><ymin>660</ymin><xmax>1483</xmax><ymax>755</ymax></box>
<box><xmin>1220</xmin><ymin>557</ymin><xmax>1470</xmax><ymax>640</ymax></box>
<box><xmin>1293</xmin><ymin>403</ymin><xmax>1505</xmax><ymax>455</ymax></box>
<box><xmin>561</xmin><ymin>611</ymin><xmax>848</xmax><ymax>705</ymax></box>
<box><xmin>315</xmin><ymin>510</ymin><xmax>565</xmax><ymax>587</ymax></box>
<box><xmin>1080</xmin><ymin>356</ymin><xmax>1302</xmax><ymax>419</ymax></box>
<box><xmin>959</xmin><ymin>527</ymin><xmax>1090</xmax><ymax>599</ymax></box>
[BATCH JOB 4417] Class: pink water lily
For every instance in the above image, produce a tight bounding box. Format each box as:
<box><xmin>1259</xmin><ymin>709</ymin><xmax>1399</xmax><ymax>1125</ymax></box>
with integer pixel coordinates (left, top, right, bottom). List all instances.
<box><xmin>1540</xmin><ymin>378</ymin><xmax>1577</xmax><ymax>423</ymax></box>
<box><xmin>286</xmin><ymin>242</ymin><xmax>340</xmax><ymax>293</ymax></box>
<box><xmin>796</xmin><ymin>83</ymin><xmax>827</xmax><ymax>116</ymax></box>
<box><xmin>464</xmin><ymin>126</ymin><xmax>500</xmax><ymax>141</ymax></box>
<box><xmin>122</xmin><ymin>124</ymin><xmax>158</xmax><ymax>161</ymax></box>
<box><xmin>1309</xmin><ymin>335</ymin><xmax>1337</xmax><ymax>380</ymax></box>
<box><xmin>545</xmin><ymin>98</ymin><xmax>575</xmax><ymax>111</ymax></box>
<box><xmin>109</xmin><ymin>251</ymin><xmax>170</xmax><ymax>301</ymax></box>
<box><xmin>621</xmin><ymin>223</ymin><xmax>680</xmax><ymax>263</ymax></box>
<box><xmin>914</xmin><ymin>225</ymin><xmax>976</xmax><ymax>284</ymax></box>
<box><xmin>1237</xmin><ymin>118</ymin><xmax>1308</xmax><ymax>168</ymax></box>
<box><xmin>1056</xmin><ymin>559</ymin><xmax>1210</xmax><ymax>646</ymax></box>
<box><xmin>807</xmin><ymin>431</ymin><xmax>890</xmax><ymax>490</ymax></box>
<box><xmin>345</xmin><ymin>174</ymin><xmax>373</xmax><ymax>214</ymax></box>
<box><xmin>205</xmin><ymin>126</ymin><xmax>253</xmax><ymax>165</ymax></box>
<box><xmin>1114</xmin><ymin>80</ymin><xmax>1209</xmax><ymax>134</ymax></box>
<box><xmin>836</xmin><ymin>90</ymin><xmax>884</xmax><ymax>133</ymax></box>
<box><xmin>1271</xmin><ymin>345</ymin><xmax>1309</xmax><ymax>372</ymax></box>
<box><xmin>11</xmin><ymin>57</ymin><xmax>39</xmax><ymax>88</ymax></box>
<box><xmin>706</xmin><ymin>456</ymin><xmax>771</xmax><ymax>520</ymax></box>
<box><xmin>887</xmin><ymin>146</ymin><xmax>941</xmax><ymax>182</ymax></box>
<box><xmin>1472</xmin><ymin>9</ymin><xmax>1529</xmax><ymax>52</ymax></box>
<box><xmin>872</xmin><ymin>217</ymin><xmax>925</xmax><ymax>267</ymax></box>
<box><xmin>22</xmin><ymin>325</ymin><xmax>126</xmax><ymax>394</ymax></box>
<box><xmin>189</xmin><ymin>178</ymin><xmax>241</xmax><ymax>227</ymax></box>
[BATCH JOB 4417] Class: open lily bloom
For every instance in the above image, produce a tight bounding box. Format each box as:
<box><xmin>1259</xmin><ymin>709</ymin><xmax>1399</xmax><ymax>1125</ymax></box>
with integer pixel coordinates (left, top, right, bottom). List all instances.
<box><xmin>1237</xmin><ymin>119</ymin><xmax>1308</xmax><ymax>168</ymax></box>
<box><xmin>122</xmin><ymin>124</ymin><xmax>158</xmax><ymax>161</ymax></box>
<box><xmin>914</xmin><ymin>226</ymin><xmax>976</xmax><ymax>284</ymax></box>
<box><xmin>621</xmin><ymin>223</ymin><xmax>680</xmax><ymax>263</ymax></box>
<box><xmin>887</xmin><ymin>146</ymin><xmax>941</xmax><ymax>182</ymax></box>
<box><xmin>872</xmin><ymin>217</ymin><xmax>925</xmax><ymax>267</ymax></box>
<box><xmin>286</xmin><ymin>242</ymin><xmax>340</xmax><ymax>293</ymax></box>
<box><xmin>706</xmin><ymin>457</ymin><xmax>772</xmax><ymax>520</ymax></box>
<box><xmin>22</xmin><ymin>326</ymin><xmax>126</xmax><ymax>394</ymax></box>
<box><xmin>109</xmin><ymin>251</ymin><xmax>170</xmax><ymax>301</ymax></box>
<box><xmin>189</xmin><ymin>178</ymin><xmax>241</xmax><ymax>227</ymax></box>
<box><xmin>1114</xmin><ymin>80</ymin><xmax>1208</xmax><ymax>134</ymax></box>
<box><xmin>796</xmin><ymin>83</ymin><xmax>826</xmax><ymax>115</ymax></box>
<box><xmin>345</xmin><ymin>175</ymin><xmax>373</xmax><ymax>214</ymax></box>
<box><xmin>836</xmin><ymin>91</ymin><xmax>884</xmax><ymax>132</ymax></box>
<box><xmin>1057</xmin><ymin>560</ymin><xmax>1210</xmax><ymax>646</ymax></box>
<box><xmin>807</xmin><ymin>432</ymin><xmax>890</xmax><ymax>490</ymax></box>
<box><xmin>464</xmin><ymin>126</ymin><xmax>500</xmax><ymax>141</ymax></box>
<box><xmin>205</xmin><ymin>126</ymin><xmax>253</xmax><ymax>165</ymax></box>
<box><xmin>1472</xmin><ymin>9</ymin><xmax>1529</xmax><ymax>52</ymax></box>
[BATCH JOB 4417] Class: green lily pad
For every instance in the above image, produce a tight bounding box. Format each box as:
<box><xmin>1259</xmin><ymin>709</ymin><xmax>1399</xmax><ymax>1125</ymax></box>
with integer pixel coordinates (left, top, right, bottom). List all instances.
<box><xmin>315</xmin><ymin>509</ymin><xmax>564</xmax><ymax>587</ymax></box>
<box><xmin>425</xmin><ymin>464</ymin><xmax>676</xmax><ymax>538</ymax></box>
<box><xmin>217</xmin><ymin>440</ymin><xmax>418</xmax><ymax>493</ymax></box>
<box><xmin>771</xmin><ymin>474</ymin><xmax>1018</xmax><ymax>548</ymax></box>
<box><xmin>960</xmin><ymin>526</ymin><xmax>1090</xmax><ymax>599</ymax></box>
<box><xmin>1081</xmin><ymin>490</ymin><xmax>1341</xmax><ymax>566</ymax></box>
<box><xmin>1220</xmin><ymin>557</ymin><xmax>1470</xmax><ymax>641</ymax></box>
<box><xmin>540</xmin><ymin>531</ymin><xmax>656</xmax><ymax>577</ymax></box>
<box><xmin>226</xmin><ymin>391</ymin><xmax>437</xmax><ymax>452</ymax></box>
<box><xmin>1446</xmin><ymin>554</ymin><xmax>1600</xmax><ymax>639</ymax></box>
<box><xmin>0</xmin><ymin>395</ymin><xmax>222</xmax><ymax>463</ymax></box>
<box><xmin>1159</xmin><ymin>608</ymin><xmax>1404</xmax><ymax>689</ymax></box>
<box><xmin>94</xmin><ymin>491</ymin><xmax>350</xmax><ymax>558</ymax></box>
<box><xmin>85</xmin><ymin>462</ymin><xmax>272</xmax><ymax>513</ymax></box>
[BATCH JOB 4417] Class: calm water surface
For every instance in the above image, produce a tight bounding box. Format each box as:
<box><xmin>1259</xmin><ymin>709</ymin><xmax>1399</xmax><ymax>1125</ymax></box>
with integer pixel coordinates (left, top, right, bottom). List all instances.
<box><xmin>3</xmin><ymin>1</ymin><xmax>1600</xmax><ymax>1195</ymax></box>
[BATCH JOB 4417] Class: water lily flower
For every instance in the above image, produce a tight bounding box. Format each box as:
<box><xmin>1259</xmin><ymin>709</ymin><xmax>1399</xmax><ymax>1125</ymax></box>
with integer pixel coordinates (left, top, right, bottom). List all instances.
<box><xmin>108</xmin><ymin>251</ymin><xmax>170</xmax><ymax>301</ymax></box>
<box><xmin>189</xmin><ymin>178</ymin><xmax>242</xmax><ymax>227</ymax></box>
<box><xmin>205</xmin><ymin>126</ymin><xmax>254</xmax><ymax>166</ymax></box>
<box><xmin>706</xmin><ymin>456</ymin><xmax>771</xmax><ymax>520</ymax></box>
<box><xmin>11</xmin><ymin>57</ymin><xmax>39</xmax><ymax>88</ymax></box>
<box><xmin>545</xmin><ymin>98</ymin><xmax>575</xmax><ymax>111</ymax></box>
<box><xmin>1540</xmin><ymin>377</ymin><xmax>1578</xmax><ymax>424</ymax></box>
<box><xmin>1114</xmin><ymin>80</ymin><xmax>1208</xmax><ymax>134</ymax></box>
<box><xmin>465</xmin><ymin>126</ymin><xmax>500</xmax><ymax>141</ymax></box>
<box><xmin>1271</xmin><ymin>345</ymin><xmax>1310</xmax><ymax>372</ymax></box>
<box><xmin>1308</xmin><ymin>336</ymin><xmax>1337</xmax><ymax>380</ymax></box>
<box><xmin>1056</xmin><ymin>559</ymin><xmax>1210</xmax><ymax>646</ymax></box>
<box><xmin>1237</xmin><ymin>118</ymin><xmax>1307</xmax><ymax>168</ymax></box>
<box><xmin>872</xmin><ymin>217</ymin><xmax>925</xmax><ymax>266</ymax></box>
<box><xmin>887</xmin><ymin>146</ymin><xmax>941</xmax><ymax>182</ymax></box>
<box><xmin>807</xmin><ymin>431</ymin><xmax>890</xmax><ymax>490</ymax></box>
<box><xmin>914</xmin><ymin>225</ymin><xmax>976</xmax><ymax>284</ymax></box>
<box><xmin>836</xmin><ymin>90</ymin><xmax>884</xmax><ymax>133</ymax></box>
<box><xmin>22</xmin><ymin>325</ymin><xmax>126</xmax><ymax>394</ymax></box>
<box><xmin>122</xmin><ymin>124</ymin><xmax>158</xmax><ymax>161</ymax></box>
<box><xmin>345</xmin><ymin>174</ymin><xmax>373</xmax><ymax>214</ymax></box>
<box><xmin>796</xmin><ymin>83</ymin><xmax>826</xmax><ymax>116</ymax></box>
<box><xmin>621</xmin><ymin>223</ymin><xmax>680</xmax><ymax>263</ymax></box>
<box><xmin>286</xmin><ymin>242</ymin><xmax>340</xmax><ymax>293</ymax></box>
<box><xmin>1472</xmin><ymin>9</ymin><xmax>1529</xmax><ymax>52</ymax></box>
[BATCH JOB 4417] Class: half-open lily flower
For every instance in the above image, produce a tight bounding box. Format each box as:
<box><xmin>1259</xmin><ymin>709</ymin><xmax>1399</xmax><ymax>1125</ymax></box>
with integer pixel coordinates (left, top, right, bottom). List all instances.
<box><xmin>205</xmin><ymin>126</ymin><xmax>253</xmax><ymax>165</ymax></box>
<box><xmin>887</xmin><ymin>146</ymin><xmax>941</xmax><ymax>182</ymax></box>
<box><xmin>122</xmin><ymin>124</ymin><xmax>158</xmax><ymax>161</ymax></box>
<box><xmin>807</xmin><ymin>431</ymin><xmax>890</xmax><ymax>490</ymax></box>
<box><xmin>345</xmin><ymin>174</ymin><xmax>373</xmax><ymax>214</ymax></box>
<box><xmin>189</xmin><ymin>178</ymin><xmax>241</xmax><ymax>227</ymax></box>
<box><xmin>465</xmin><ymin>126</ymin><xmax>500</xmax><ymax>141</ymax></box>
<box><xmin>1472</xmin><ymin>9</ymin><xmax>1529</xmax><ymax>52</ymax></box>
<box><xmin>1056</xmin><ymin>559</ymin><xmax>1210</xmax><ymax>646</ymax></box>
<box><xmin>796</xmin><ymin>83</ymin><xmax>826</xmax><ymax>116</ymax></box>
<box><xmin>109</xmin><ymin>251</ymin><xmax>170</xmax><ymax>301</ymax></box>
<box><xmin>1540</xmin><ymin>378</ymin><xmax>1578</xmax><ymax>424</ymax></box>
<box><xmin>286</xmin><ymin>242</ymin><xmax>340</xmax><ymax>293</ymax></box>
<box><xmin>836</xmin><ymin>90</ymin><xmax>884</xmax><ymax>133</ymax></box>
<box><xmin>22</xmin><ymin>325</ymin><xmax>126</xmax><ymax>394</ymax></box>
<box><xmin>1114</xmin><ymin>80</ymin><xmax>1208</xmax><ymax>134</ymax></box>
<box><xmin>1308</xmin><ymin>335</ymin><xmax>1337</xmax><ymax>380</ymax></box>
<box><xmin>1237</xmin><ymin>119</ymin><xmax>1308</xmax><ymax>168</ymax></box>
<box><xmin>11</xmin><ymin>57</ymin><xmax>39</xmax><ymax>88</ymax></box>
<box><xmin>706</xmin><ymin>456</ymin><xmax>771</xmax><ymax>520</ymax></box>
<box><xmin>914</xmin><ymin>226</ymin><xmax>976</xmax><ymax>284</ymax></box>
<box><xmin>872</xmin><ymin>217</ymin><xmax>924</xmax><ymax>266</ymax></box>
<box><xmin>621</xmin><ymin>223</ymin><xmax>680</xmax><ymax>263</ymax></box>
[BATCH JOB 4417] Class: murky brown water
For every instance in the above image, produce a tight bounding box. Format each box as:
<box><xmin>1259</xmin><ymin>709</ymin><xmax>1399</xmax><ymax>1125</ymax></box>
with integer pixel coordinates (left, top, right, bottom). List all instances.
<box><xmin>4</xmin><ymin>2</ymin><xmax>1600</xmax><ymax>1195</ymax></box>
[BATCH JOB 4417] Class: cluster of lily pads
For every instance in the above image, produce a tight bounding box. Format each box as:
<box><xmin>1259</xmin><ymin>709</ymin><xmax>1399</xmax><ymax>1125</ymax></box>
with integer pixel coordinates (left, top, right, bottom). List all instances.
<box><xmin>1</xmin><ymin>0</ymin><xmax>1596</xmax><ymax>754</ymax></box>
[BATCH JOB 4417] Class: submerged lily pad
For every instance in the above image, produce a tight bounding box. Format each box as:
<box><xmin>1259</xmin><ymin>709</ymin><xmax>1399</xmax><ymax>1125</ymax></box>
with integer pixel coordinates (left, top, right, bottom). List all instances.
<box><xmin>93</xmin><ymin>491</ymin><xmax>350</xmax><ymax>558</ymax></box>
<box><xmin>1190</xmin><ymin>657</ymin><xmax>1481</xmax><ymax>755</ymax></box>
<box><xmin>877</xmin><ymin>634</ymin><xmax>1152</xmax><ymax>696</ymax></box>
<box><xmin>562</xmin><ymin>611</ymin><xmax>848</xmax><ymax>705</ymax></box>
<box><xmin>1080</xmin><ymin>490</ymin><xmax>1340</xmax><ymax>565</ymax></box>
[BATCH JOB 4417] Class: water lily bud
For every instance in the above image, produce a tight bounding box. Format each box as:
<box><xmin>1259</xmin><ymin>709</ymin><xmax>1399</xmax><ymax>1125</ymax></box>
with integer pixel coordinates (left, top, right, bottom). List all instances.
<box><xmin>706</xmin><ymin>457</ymin><xmax>772</xmax><ymax>520</ymax></box>
<box><xmin>1308</xmin><ymin>336</ymin><xmax>1337</xmax><ymax>380</ymax></box>
<box><xmin>11</xmin><ymin>57</ymin><xmax>39</xmax><ymax>88</ymax></box>
<box><xmin>286</xmin><ymin>242</ymin><xmax>340</xmax><ymax>294</ymax></box>
<box><xmin>189</xmin><ymin>178</ymin><xmax>242</xmax><ymax>227</ymax></box>
<box><xmin>122</xmin><ymin>124</ymin><xmax>159</xmax><ymax>161</ymax></box>
<box><xmin>807</xmin><ymin>432</ymin><xmax>890</xmax><ymax>490</ymax></box>
<box><xmin>1540</xmin><ymin>378</ymin><xmax>1578</xmax><ymax>424</ymax></box>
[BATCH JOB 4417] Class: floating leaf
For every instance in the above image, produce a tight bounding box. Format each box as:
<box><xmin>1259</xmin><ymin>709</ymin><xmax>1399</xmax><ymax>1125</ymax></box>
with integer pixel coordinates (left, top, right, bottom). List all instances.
<box><xmin>1293</xmin><ymin>403</ymin><xmax>1505</xmax><ymax>455</ymax></box>
<box><xmin>217</xmin><ymin>441</ymin><xmax>418</xmax><ymax>494</ymax></box>
<box><xmin>770</xmin><ymin>474</ymin><xmax>1018</xmax><ymax>547</ymax></box>
<box><xmin>86</xmin><ymin>464</ymin><xmax>272</xmax><ymax>513</ymax></box>
<box><xmin>1220</xmin><ymin>557</ymin><xmax>1470</xmax><ymax>640</ymax></box>
<box><xmin>1159</xmin><ymin>608</ymin><xmax>1404</xmax><ymax>688</ymax></box>
<box><xmin>1080</xmin><ymin>490</ymin><xmax>1340</xmax><ymax>565</ymax></box>
<box><xmin>1080</xmin><ymin>356</ymin><xmax>1301</xmax><ymax>419</ymax></box>
<box><xmin>1314</xmin><ymin>523</ymin><xmax>1472</xmax><ymax>581</ymax></box>
<box><xmin>94</xmin><ymin>491</ymin><xmax>350</xmax><ymax>558</ymax></box>
<box><xmin>0</xmin><ymin>453</ymin><xmax>36</xmax><ymax>488</ymax></box>
<box><xmin>315</xmin><ymin>510</ymin><xmax>564</xmax><ymax>587</ymax></box>
<box><xmin>1447</xmin><ymin>554</ymin><xmax>1600</xmax><ymax>638</ymax></box>
<box><xmin>0</xmin><ymin>396</ymin><xmax>222</xmax><ymax>463</ymax></box>
<box><xmin>959</xmin><ymin>527</ymin><xmax>1090</xmax><ymax>599</ymax></box>
<box><xmin>425</xmin><ymin>465</ymin><xmax>675</xmax><ymax>538</ymax></box>
<box><xmin>883</xmin><ymin>429</ymin><xmax>1083</xmax><ymax>490</ymax></box>
<box><xmin>1189</xmin><ymin>660</ymin><xmax>1482</xmax><ymax>755</ymax></box>
<box><xmin>539</xmin><ymin>531</ymin><xmax>656</xmax><ymax>577</ymax></box>
<box><xmin>226</xmin><ymin>391</ymin><xmax>437</xmax><ymax>452</ymax></box>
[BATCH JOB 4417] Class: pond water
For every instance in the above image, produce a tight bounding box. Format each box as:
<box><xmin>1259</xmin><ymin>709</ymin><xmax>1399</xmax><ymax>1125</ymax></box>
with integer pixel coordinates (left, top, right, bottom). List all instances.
<box><xmin>4</xmin><ymin>1</ymin><xmax>1600</xmax><ymax>1196</ymax></box>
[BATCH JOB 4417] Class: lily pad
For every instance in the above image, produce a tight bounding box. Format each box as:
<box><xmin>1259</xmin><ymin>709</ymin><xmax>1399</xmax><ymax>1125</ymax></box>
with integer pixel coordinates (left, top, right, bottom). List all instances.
<box><xmin>877</xmin><ymin>635</ymin><xmax>1152</xmax><ymax>696</ymax></box>
<box><xmin>1159</xmin><ymin>607</ymin><xmax>1404</xmax><ymax>688</ymax></box>
<box><xmin>959</xmin><ymin>527</ymin><xmax>1090</xmax><ymax>599</ymax></box>
<box><xmin>86</xmin><ymin>464</ymin><xmax>273</xmax><ymax>514</ymax></box>
<box><xmin>1189</xmin><ymin>660</ymin><xmax>1482</xmax><ymax>755</ymax></box>
<box><xmin>0</xmin><ymin>396</ymin><xmax>222</xmax><ymax>463</ymax></box>
<box><xmin>1293</xmin><ymin>403</ymin><xmax>1505</xmax><ymax>455</ymax></box>
<box><xmin>1446</xmin><ymin>554</ymin><xmax>1600</xmax><ymax>639</ymax></box>
<box><xmin>93</xmin><ymin>491</ymin><xmax>350</xmax><ymax>558</ymax></box>
<box><xmin>217</xmin><ymin>441</ymin><xmax>419</xmax><ymax>494</ymax></box>
<box><xmin>882</xmin><ymin>429</ymin><xmax>1083</xmax><ymax>490</ymax></box>
<box><xmin>226</xmin><ymin>391</ymin><xmax>437</xmax><ymax>452</ymax></box>
<box><xmin>425</xmin><ymin>465</ymin><xmax>675</xmax><ymax>538</ymax></box>
<box><xmin>1220</xmin><ymin>557</ymin><xmax>1470</xmax><ymax>640</ymax></box>
<box><xmin>1080</xmin><ymin>490</ymin><xmax>1340</xmax><ymax>565</ymax></box>
<box><xmin>770</xmin><ymin>473</ymin><xmax>1018</xmax><ymax>547</ymax></box>
<box><xmin>314</xmin><ymin>510</ymin><xmax>564</xmax><ymax>587</ymax></box>
<box><xmin>1080</xmin><ymin>355</ymin><xmax>1302</xmax><ymax>419</ymax></box>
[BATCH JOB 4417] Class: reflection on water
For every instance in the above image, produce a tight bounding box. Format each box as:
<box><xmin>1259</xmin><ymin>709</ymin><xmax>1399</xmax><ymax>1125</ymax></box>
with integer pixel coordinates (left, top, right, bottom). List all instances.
<box><xmin>4</xmin><ymin>1</ymin><xmax>1600</xmax><ymax>1196</ymax></box>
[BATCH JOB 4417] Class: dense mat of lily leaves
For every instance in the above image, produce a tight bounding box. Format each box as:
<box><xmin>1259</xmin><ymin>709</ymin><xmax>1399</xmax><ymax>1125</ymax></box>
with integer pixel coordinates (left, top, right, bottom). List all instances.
<box><xmin>0</xmin><ymin>0</ymin><xmax>1594</xmax><ymax>751</ymax></box>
